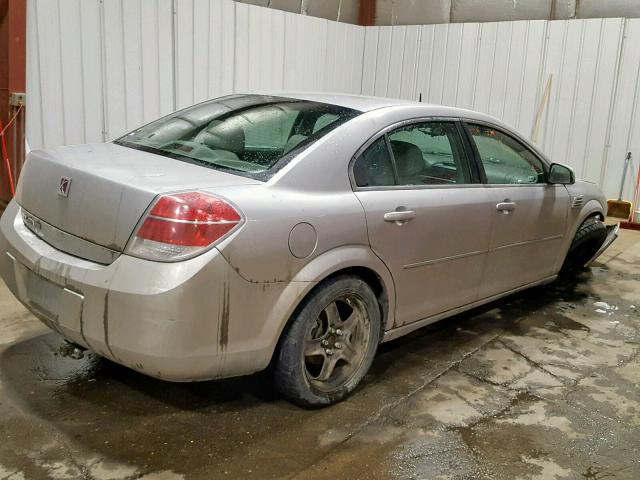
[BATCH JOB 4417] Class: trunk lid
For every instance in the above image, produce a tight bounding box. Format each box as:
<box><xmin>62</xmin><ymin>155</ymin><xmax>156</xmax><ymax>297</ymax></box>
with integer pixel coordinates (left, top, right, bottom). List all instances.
<box><xmin>17</xmin><ymin>143</ymin><xmax>260</xmax><ymax>256</ymax></box>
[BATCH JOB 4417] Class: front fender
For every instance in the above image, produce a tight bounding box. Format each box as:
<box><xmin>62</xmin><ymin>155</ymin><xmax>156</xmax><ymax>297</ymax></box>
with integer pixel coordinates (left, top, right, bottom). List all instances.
<box><xmin>570</xmin><ymin>199</ymin><xmax>605</xmax><ymax>238</ymax></box>
<box><xmin>556</xmin><ymin>199</ymin><xmax>605</xmax><ymax>270</ymax></box>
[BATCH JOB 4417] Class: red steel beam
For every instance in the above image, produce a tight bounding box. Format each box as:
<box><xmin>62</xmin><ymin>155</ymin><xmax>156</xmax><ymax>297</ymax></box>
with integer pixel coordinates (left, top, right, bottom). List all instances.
<box><xmin>358</xmin><ymin>0</ymin><xmax>376</xmax><ymax>26</ymax></box>
<box><xmin>0</xmin><ymin>0</ymin><xmax>25</xmax><ymax>206</ymax></box>
<box><xmin>7</xmin><ymin>0</ymin><xmax>25</xmax><ymax>95</ymax></box>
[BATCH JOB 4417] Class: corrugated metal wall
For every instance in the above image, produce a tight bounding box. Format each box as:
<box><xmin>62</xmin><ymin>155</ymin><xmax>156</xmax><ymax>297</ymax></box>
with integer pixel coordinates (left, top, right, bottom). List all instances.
<box><xmin>26</xmin><ymin>0</ymin><xmax>640</xmax><ymax>198</ymax></box>
<box><xmin>26</xmin><ymin>0</ymin><xmax>364</xmax><ymax>145</ymax></box>
<box><xmin>361</xmin><ymin>18</ymin><xmax>640</xmax><ymax>199</ymax></box>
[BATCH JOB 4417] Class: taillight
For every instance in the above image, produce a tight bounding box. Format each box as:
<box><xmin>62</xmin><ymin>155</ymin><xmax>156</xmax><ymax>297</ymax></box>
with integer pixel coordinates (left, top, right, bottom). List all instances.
<box><xmin>126</xmin><ymin>192</ymin><xmax>243</xmax><ymax>261</ymax></box>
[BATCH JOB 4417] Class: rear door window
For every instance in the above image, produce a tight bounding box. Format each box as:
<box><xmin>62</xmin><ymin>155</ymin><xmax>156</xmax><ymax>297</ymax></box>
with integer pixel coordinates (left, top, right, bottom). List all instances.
<box><xmin>353</xmin><ymin>137</ymin><xmax>396</xmax><ymax>187</ymax></box>
<box><xmin>388</xmin><ymin>122</ymin><xmax>471</xmax><ymax>185</ymax></box>
<box><xmin>353</xmin><ymin>121</ymin><xmax>473</xmax><ymax>187</ymax></box>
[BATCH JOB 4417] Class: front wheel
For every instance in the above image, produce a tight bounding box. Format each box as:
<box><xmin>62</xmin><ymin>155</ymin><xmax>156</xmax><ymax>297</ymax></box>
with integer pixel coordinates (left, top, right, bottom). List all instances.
<box><xmin>273</xmin><ymin>276</ymin><xmax>381</xmax><ymax>407</ymax></box>
<box><xmin>561</xmin><ymin>217</ymin><xmax>607</xmax><ymax>272</ymax></box>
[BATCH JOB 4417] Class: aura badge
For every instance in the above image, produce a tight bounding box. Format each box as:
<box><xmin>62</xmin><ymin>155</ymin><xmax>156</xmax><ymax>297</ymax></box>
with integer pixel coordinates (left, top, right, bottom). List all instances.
<box><xmin>58</xmin><ymin>176</ymin><xmax>71</xmax><ymax>197</ymax></box>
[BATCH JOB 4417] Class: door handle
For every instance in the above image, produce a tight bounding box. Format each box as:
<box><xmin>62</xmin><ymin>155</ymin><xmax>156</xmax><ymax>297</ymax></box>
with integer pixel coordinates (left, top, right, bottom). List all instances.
<box><xmin>384</xmin><ymin>209</ymin><xmax>415</xmax><ymax>224</ymax></box>
<box><xmin>496</xmin><ymin>201</ymin><xmax>516</xmax><ymax>214</ymax></box>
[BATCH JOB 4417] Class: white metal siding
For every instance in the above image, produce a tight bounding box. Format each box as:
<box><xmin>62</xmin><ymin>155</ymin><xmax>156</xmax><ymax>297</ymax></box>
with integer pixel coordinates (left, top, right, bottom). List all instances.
<box><xmin>26</xmin><ymin>0</ymin><xmax>640</xmax><ymax>198</ymax></box>
<box><xmin>361</xmin><ymin>18</ymin><xmax>640</xmax><ymax>198</ymax></box>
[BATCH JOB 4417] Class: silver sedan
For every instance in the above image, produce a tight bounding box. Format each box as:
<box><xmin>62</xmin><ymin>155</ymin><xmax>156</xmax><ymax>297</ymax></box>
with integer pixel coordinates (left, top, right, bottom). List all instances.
<box><xmin>0</xmin><ymin>93</ymin><xmax>617</xmax><ymax>406</ymax></box>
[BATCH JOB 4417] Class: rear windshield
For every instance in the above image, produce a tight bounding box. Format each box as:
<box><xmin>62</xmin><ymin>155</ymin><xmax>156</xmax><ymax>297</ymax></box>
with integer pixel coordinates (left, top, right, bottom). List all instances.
<box><xmin>115</xmin><ymin>94</ymin><xmax>360</xmax><ymax>181</ymax></box>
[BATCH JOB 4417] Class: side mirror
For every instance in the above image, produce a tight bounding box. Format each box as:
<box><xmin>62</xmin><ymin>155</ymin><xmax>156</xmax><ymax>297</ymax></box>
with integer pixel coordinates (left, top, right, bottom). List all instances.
<box><xmin>548</xmin><ymin>163</ymin><xmax>575</xmax><ymax>185</ymax></box>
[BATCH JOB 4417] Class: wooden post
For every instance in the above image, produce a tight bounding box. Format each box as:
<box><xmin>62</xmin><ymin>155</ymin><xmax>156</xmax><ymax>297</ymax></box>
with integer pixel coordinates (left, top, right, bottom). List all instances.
<box><xmin>531</xmin><ymin>74</ymin><xmax>553</xmax><ymax>144</ymax></box>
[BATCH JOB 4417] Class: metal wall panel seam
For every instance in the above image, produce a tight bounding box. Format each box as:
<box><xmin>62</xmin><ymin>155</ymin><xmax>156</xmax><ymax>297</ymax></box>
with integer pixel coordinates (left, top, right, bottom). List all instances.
<box><xmin>231</xmin><ymin>0</ymin><xmax>237</xmax><ymax>93</ymax></box>
<box><xmin>515</xmin><ymin>21</ymin><xmax>531</xmax><ymax>130</ymax></box>
<box><xmin>486</xmin><ymin>24</ymin><xmax>499</xmax><ymax>115</ymax></box>
<box><xmin>56</xmin><ymin>3</ymin><xmax>67</xmax><ymax>144</ymax></box>
<box><xmin>82</xmin><ymin>1</ymin><xmax>106</xmax><ymax>143</ymax></box>
<box><xmin>139</xmin><ymin>1</ymin><xmax>145</xmax><ymax>123</ymax></box>
<box><xmin>99</xmin><ymin>0</ymin><xmax>109</xmax><ymax>141</ymax></box>
<box><xmin>547</xmin><ymin>21</ymin><xmax>570</xmax><ymax>156</ymax></box>
<box><xmin>500</xmin><ymin>22</ymin><xmax>514</xmax><ymax>120</ymax></box>
<box><xmin>397</xmin><ymin>26</ymin><xmax>407</xmax><ymax>98</ymax></box>
<box><xmin>470</xmin><ymin>22</ymin><xmax>481</xmax><ymax>108</ymax></box>
<box><xmin>427</xmin><ymin>26</ymin><xmax>436</xmax><ymax>102</ymax></box>
<box><xmin>33</xmin><ymin>0</ymin><xmax>45</xmax><ymax>147</ymax></box>
<box><xmin>282</xmin><ymin>13</ymin><xmax>290</xmax><ymax>90</ymax></box>
<box><xmin>453</xmin><ymin>24</ymin><xmax>464</xmax><ymax>105</ymax></box>
<box><xmin>320</xmin><ymin>19</ymin><xmax>329</xmax><ymax>92</ymax></box>
<box><xmin>78</xmin><ymin>1</ymin><xmax>87</xmax><ymax>142</ymax></box>
<box><xmin>440</xmin><ymin>24</ymin><xmax>449</xmax><ymax>102</ymax></box>
<box><xmin>412</xmin><ymin>26</ymin><xmax>422</xmax><ymax>101</ymax></box>
<box><xmin>204</xmin><ymin>0</ymin><xmax>211</xmax><ymax>98</ymax></box>
<box><xmin>427</xmin><ymin>25</ymin><xmax>439</xmax><ymax>102</ymax></box>
<box><xmin>373</xmin><ymin>28</ymin><xmax>381</xmax><ymax>95</ymax></box>
<box><xmin>358</xmin><ymin>27</ymin><xmax>368</xmax><ymax>95</ymax></box>
<box><xmin>171</xmin><ymin>0</ymin><xmax>177</xmax><ymax>111</ymax></box>
<box><xmin>384</xmin><ymin>27</ymin><xmax>393</xmax><ymax>96</ymax></box>
<box><xmin>191</xmin><ymin>1</ymin><xmax>196</xmax><ymax>102</ymax></box>
<box><xmin>531</xmin><ymin>21</ymin><xmax>550</xmax><ymax>141</ymax></box>
<box><xmin>598</xmin><ymin>18</ymin><xmax>627</xmax><ymax>187</ymax></box>
<box><xmin>581</xmin><ymin>20</ymin><xmax>605</xmax><ymax>178</ymax></box>
<box><xmin>565</xmin><ymin>20</ymin><xmax>586</xmax><ymax>165</ymax></box>
<box><xmin>156</xmin><ymin>2</ymin><xmax>162</xmax><ymax>115</ymax></box>
<box><xmin>119</xmin><ymin>1</ymin><xmax>128</xmax><ymax>130</ymax></box>
<box><xmin>473</xmin><ymin>23</ymin><xmax>488</xmax><ymax>111</ymax></box>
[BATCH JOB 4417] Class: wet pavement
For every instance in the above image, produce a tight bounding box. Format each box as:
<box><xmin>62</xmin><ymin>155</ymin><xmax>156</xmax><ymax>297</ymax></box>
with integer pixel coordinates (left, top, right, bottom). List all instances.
<box><xmin>0</xmin><ymin>229</ymin><xmax>639</xmax><ymax>480</ymax></box>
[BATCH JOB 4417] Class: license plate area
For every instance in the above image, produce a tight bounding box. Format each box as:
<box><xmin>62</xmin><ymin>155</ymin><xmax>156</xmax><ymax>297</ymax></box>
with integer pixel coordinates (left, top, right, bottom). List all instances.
<box><xmin>13</xmin><ymin>259</ymin><xmax>84</xmax><ymax>332</ymax></box>
<box><xmin>25</xmin><ymin>269</ymin><xmax>60</xmax><ymax>318</ymax></box>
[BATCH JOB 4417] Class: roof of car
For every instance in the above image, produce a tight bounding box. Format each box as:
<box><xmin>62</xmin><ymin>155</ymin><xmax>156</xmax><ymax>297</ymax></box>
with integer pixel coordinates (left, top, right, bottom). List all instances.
<box><xmin>252</xmin><ymin>91</ymin><xmax>502</xmax><ymax>124</ymax></box>
<box><xmin>269</xmin><ymin>92</ymin><xmax>419</xmax><ymax>112</ymax></box>
<box><xmin>253</xmin><ymin>91</ymin><xmax>549</xmax><ymax>163</ymax></box>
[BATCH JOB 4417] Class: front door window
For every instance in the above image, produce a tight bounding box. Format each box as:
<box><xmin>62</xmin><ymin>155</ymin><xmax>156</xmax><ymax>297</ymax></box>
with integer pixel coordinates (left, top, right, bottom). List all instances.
<box><xmin>467</xmin><ymin>124</ymin><xmax>545</xmax><ymax>184</ymax></box>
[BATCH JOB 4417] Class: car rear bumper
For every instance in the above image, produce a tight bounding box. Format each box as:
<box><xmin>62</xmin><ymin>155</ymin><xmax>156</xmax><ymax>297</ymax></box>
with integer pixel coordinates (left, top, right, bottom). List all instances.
<box><xmin>0</xmin><ymin>200</ymin><xmax>310</xmax><ymax>381</ymax></box>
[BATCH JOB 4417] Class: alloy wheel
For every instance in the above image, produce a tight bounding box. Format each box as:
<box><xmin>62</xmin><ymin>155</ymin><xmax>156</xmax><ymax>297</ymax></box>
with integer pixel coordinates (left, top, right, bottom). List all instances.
<box><xmin>302</xmin><ymin>293</ymin><xmax>371</xmax><ymax>391</ymax></box>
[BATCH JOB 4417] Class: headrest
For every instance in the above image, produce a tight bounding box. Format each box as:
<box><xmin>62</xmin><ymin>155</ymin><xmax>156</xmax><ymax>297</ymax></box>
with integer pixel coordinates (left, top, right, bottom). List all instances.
<box><xmin>283</xmin><ymin>134</ymin><xmax>308</xmax><ymax>154</ymax></box>
<box><xmin>390</xmin><ymin>140</ymin><xmax>424</xmax><ymax>179</ymax></box>
<box><xmin>200</xmin><ymin>120</ymin><xmax>245</xmax><ymax>153</ymax></box>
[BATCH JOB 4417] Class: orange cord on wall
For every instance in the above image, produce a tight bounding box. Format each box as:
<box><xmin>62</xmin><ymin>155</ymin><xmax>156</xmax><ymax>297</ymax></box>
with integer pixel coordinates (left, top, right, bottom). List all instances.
<box><xmin>0</xmin><ymin>118</ymin><xmax>16</xmax><ymax>197</ymax></box>
<box><xmin>0</xmin><ymin>105</ymin><xmax>23</xmax><ymax>137</ymax></box>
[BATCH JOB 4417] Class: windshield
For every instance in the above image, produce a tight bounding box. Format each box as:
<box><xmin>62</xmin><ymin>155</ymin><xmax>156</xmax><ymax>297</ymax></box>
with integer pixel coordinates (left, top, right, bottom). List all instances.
<box><xmin>115</xmin><ymin>94</ymin><xmax>360</xmax><ymax>180</ymax></box>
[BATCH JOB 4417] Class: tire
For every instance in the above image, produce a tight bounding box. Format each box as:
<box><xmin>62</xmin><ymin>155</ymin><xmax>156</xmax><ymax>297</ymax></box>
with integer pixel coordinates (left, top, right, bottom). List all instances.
<box><xmin>561</xmin><ymin>217</ymin><xmax>607</xmax><ymax>272</ymax></box>
<box><xmin>274</xmin><ymin>275</ymin><xmax>381</xmax><ymax>407</ymax></box>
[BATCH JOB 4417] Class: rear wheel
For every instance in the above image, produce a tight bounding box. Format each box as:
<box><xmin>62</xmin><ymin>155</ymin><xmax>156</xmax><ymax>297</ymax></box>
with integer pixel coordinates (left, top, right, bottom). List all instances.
<box><xmin>561</xmin><ymin>217</ymin><xmax>607</xmax><ymax>272</ymax></box>
<box><xmin>274</xmin><ymin>276</ymin><xmax>381</xmax><ymax>407</ymax></box>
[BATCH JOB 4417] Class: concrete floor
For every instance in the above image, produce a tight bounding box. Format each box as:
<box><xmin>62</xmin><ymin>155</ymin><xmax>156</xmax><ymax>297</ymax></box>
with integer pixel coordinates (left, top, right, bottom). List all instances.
<box><xmin>0</xmin><ymin>230</ymin><xmax>639</xmax><ymax>480</ymax></box>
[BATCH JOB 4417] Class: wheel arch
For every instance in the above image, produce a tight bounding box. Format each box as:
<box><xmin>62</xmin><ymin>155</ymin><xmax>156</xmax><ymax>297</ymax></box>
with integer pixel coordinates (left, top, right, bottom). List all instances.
<box><xmin>267</xmin><ymin>246</ymin><xmax>396</xmax><ymax>367</ymax></box>
<box><xmin>556</xmin><ymin>200</ymin><xmax>605</xmax><ymax>270</ymax></box>
<box><xmin>573</xmin><ymin>200</ymin><xmax>606</xmax><ymax>234</ymax></box>
<box><xmin>308</xmin><ymin>265</ymin><xmax>389</xmax><ymax>335</ymax></box>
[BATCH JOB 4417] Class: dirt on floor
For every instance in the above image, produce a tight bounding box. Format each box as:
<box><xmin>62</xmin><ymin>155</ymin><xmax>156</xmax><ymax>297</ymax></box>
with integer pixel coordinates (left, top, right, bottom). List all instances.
<box><xmin>0</xmin><ymin>229</ymin><xmax>639</xmax><ymax>480</ymax></box>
